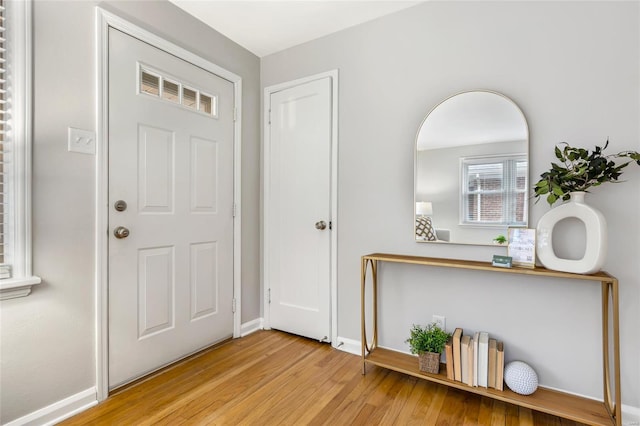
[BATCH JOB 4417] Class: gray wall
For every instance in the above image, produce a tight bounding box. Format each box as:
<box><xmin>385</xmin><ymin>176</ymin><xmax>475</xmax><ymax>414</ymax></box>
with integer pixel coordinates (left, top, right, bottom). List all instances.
<box><xmin>262</xmin><ymin>1</ymin><xmax>639</xmax><ymax>408</ymax></box>
<box><xmin>0</xmin><ymin>1</ymin><xmax>260</xmax><ymax>423</ymax></box>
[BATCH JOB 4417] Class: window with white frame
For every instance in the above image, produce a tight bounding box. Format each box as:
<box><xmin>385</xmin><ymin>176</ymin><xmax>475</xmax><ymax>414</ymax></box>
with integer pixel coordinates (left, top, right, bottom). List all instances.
<box><xmin>0</xmin><ymin>0</ymin><xmax>41</xmax><ymax>300</ymax></box>
<box><xmin>461</xmin><ymin>155</ymin><xmax>527</xmax><ymax>226</ymax></box>
<box><xmin>139</xmin><ymin>66</ymin><xmax>219</xmax><ymax>117</ymax></box>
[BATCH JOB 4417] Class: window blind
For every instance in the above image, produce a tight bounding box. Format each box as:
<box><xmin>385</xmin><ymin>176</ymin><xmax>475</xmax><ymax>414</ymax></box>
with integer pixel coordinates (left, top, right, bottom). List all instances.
<box><xmin>465</xmin><ymin>162</ymin><xmax>504</xmax><ymax>223</ymax></box>
<box><xmin>0</xmin><ymin>0</ymin><xmax>41</xmax><ymax>298</ymax></box>
<box><xmin>461</xmin><ymin>155</ymin><xmax>527</xmax><ymax>226</ymax></box>
<box><xmin>0</xmin><ymin>0</ymin><xmax>8</xmax><ymax>277</ymax></box>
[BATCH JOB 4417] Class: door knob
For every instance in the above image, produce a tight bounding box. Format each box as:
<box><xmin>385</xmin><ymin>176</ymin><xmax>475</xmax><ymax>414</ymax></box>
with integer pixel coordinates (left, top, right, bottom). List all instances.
<box><xmin>114</xmin><ymin>226</ymin><xmax>130</xmax><ymax>239</ymax></box>
<box><xmin>315</xmin><ymin>221</ymin><xmax>327</xmax><ymax>230</ymax></box>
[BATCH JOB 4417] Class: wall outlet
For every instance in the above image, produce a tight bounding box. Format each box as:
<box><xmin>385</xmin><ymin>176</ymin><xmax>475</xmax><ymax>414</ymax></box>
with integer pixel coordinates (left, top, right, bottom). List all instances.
<box><xmin>432</xmin><ymin>315</ymin><xmax>446</xmax><ymax>331</ymax></box>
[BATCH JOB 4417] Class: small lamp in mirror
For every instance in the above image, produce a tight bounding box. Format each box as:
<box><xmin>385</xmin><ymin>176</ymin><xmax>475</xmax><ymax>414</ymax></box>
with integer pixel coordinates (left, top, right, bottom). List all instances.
<box><xmin>415</xmin><ymin>202</ymin><xmax>437</xmax><ymax>241</ymax></box>
<box><xmin>416</xmin><ymin>201</ymin><xmax>433</xmax><ymax>217</ymax></box>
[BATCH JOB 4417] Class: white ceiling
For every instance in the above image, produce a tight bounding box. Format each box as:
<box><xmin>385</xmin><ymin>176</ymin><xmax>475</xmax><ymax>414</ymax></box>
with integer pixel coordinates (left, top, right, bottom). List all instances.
<box><xmin>169</xmin><ymin>1</ymin><xmax>423</xmax><ymax>57</ymax></box>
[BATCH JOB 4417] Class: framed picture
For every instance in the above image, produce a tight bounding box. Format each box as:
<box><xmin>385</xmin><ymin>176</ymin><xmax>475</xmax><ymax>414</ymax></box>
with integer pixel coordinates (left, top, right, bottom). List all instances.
<box><xmin>508</xmin><ymin>228</ymin><xmax>536</xmax><ymax>268</ymax></box>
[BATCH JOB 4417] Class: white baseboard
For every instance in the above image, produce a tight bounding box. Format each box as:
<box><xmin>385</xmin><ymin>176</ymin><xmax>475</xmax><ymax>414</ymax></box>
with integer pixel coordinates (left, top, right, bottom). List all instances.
<box><xmin>335</xmin><ymin>336</ymin><xmax>361</xmax><ymax>355</ymax></box>
<box><xmin>240</xmin><ymin>318</ymin><xmax>264</xmax><ymax>337</ymax></box>
<box><xmin>623</xmin><ymin>404</ymin><xmax>640</xmax><ymax>426</ymax></box>
<box><xmin>4</xmin><ymin>387</ymin><xmax>97</xmax><ymax>426</ymax></box>
<box><xmin>335</xmin><ymin>337</ymin><xmax>412</xmax><ymax>357</ymax></box>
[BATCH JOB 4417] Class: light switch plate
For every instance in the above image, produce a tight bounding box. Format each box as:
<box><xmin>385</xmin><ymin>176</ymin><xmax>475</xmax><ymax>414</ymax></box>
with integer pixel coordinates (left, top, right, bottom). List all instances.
<box><xmin>68</xmin><ymin>127</ymin><xmax>96</xmax><ymax>155</ymax></box>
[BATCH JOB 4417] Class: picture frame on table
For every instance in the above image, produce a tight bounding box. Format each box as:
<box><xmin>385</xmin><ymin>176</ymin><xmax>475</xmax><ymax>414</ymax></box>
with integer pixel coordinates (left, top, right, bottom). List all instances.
<box><xmin>507</xmin><ymin>228</ymin><xmax>536</xmax><ymax>268</ymax></box>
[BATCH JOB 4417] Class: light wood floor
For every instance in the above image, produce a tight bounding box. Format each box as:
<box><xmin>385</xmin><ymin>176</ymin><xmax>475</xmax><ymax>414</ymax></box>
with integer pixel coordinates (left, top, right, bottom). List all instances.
<box><xmin>62</xmin><ymin>330</ymin><xmax>585</xmax><ymax>425</ymax></box>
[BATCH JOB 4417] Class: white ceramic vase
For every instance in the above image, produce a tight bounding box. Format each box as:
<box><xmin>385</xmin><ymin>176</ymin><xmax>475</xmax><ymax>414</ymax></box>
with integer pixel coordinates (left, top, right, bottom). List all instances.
<box><xmin>536</xmin><ymin>192</ymin><xmax>607</xmax><ymax>274</ymax></box>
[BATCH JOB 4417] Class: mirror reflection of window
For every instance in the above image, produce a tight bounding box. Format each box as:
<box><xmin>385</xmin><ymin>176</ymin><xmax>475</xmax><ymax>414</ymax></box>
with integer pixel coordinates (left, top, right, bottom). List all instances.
<box><xmin>461</xmin><ymin>155</ymin><xmax>527</xmax><ymax>226</ymax></box>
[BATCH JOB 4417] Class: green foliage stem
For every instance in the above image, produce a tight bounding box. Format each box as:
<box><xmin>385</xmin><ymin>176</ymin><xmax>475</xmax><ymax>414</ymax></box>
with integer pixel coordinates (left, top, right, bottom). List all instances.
<box><xmin>533</xmin><ymin>140</ymin><xmax>640</xmax><ymax>206</ymax></box>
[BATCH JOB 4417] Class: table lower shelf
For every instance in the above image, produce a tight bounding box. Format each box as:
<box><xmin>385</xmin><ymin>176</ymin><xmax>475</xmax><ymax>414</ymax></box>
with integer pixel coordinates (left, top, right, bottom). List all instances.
<box><xmin>364</xmin><ymin>348</ymin><xmax>613</xmax><ymax>426</ymax></box>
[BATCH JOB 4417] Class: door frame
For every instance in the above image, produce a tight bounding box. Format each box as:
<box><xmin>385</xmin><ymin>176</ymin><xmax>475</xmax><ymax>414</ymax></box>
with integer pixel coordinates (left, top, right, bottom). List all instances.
<box><xmin>262</xmin><ymin>71</ymin><xmax>338</xmax><ymax>346</ymax></box>
<box><xmin>95</xmin><ymin>8</ymin><xmax>243</xmax><ymax>401</ymax></box>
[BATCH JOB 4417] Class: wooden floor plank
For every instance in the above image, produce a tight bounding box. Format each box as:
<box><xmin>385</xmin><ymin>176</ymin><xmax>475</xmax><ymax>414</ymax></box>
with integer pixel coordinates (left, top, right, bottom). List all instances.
<box><xmin>153</xmin><ymin>335</ymin><xmax>316</xmax><ymax>425</ymax></box>
<box><xmin>491</xmin><ymin>400</ymin><xmax>507</xmax><ymax>425</ymax></box>
<box><xmin>60</xmin><ymin>330</ymin><xmax>589</xmax><ymax>426</ymax></box>
<box><xmin>211</xmin><ymin>342</ymin><xmax>334</xmax><ymax>425</ymax></box>
<box><xmin>67</xmin><ymin>331</ymin><xmax>285</xmax><ymax>425</ymax></box>
<box><xmin>377</xmin><ymin>375</ymin><xmax>417</xmax><ymax>424</ymax></box>
<box><xmin>505</xmin><ymin>403</ymin><xmax>520</xmax><ymax>426</ymax></box>
<box><xmin>390</xmin><ymin>376</ymin><xmax>427</xmax><ymax>425</ymax></box>
<box><xmin>518</xmin><ymin>406</ymin><xmax>535</xmax><ymax>426</ymax></box>
<box><xmin>435</xmin><ymin>387</ymin><xmax>466</xmax><ymax>425</ymax></box>
<box><xmin>281</xmin><ymin>354</ymin><xmax>360</xmax><ymax>424</ymax></box>
<box><xmin>462</xmin><ymin>393</ymin><xmax>482</xmax><ymax>426</ymax></box>
<box><xmin>422</xmin><ymin>382</ymin><xmax>448</xmax><ymax>425</ymax></box>
<box><xmin>269</xmin><ymin>349</ymin><xmax>357</xmax><ymax>424</ymax></box>
<box><xmin>307</xmin><ymin>367</ymin><xmax>392</xmax><ymax>425</ymax></box>
<box><xmin>476</xmin><ymin>397</ymin><xmax>495</xmax><ymax>425</ymax></box>
<box><xmin>406</xmin><ymin>380</ymin><xmax>442</xmax><ymax>425</ymax></box>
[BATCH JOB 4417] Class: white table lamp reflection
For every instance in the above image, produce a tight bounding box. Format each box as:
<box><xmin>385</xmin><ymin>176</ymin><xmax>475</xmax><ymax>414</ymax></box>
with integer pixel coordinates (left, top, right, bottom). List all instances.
<box><xmin>416</xmin><ymin>201</ymin><xmax>433</xmax><ymax>217</ymax></box>
<box><xmin>415</xmin><ymin>202</ymin><xmax>438</xmax><ymax>241</ymax></box>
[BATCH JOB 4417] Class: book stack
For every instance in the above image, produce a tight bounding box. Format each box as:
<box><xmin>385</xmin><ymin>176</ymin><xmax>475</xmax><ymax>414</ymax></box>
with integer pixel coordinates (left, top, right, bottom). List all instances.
<box><xmin>445</xmin><ymin>328</ymin><xmax>504</xmax><ymax>391</ymax></box>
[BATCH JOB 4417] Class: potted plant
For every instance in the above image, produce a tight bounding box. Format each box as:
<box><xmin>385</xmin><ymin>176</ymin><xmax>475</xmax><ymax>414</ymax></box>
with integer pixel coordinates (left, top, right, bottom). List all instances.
<box><xmin>534</xmin><ymin>140</ymin><xmax>640</xmax><ymax>206</ymax></box>
<box><xmin>406</xmin><ymin>323</ymin><xmax>451</xmax><ymax>374</ymax></box>
<box><xmin>493</xmin><ymin>234</ymin><xmax>507</xmax><ymax>245</ymax></box>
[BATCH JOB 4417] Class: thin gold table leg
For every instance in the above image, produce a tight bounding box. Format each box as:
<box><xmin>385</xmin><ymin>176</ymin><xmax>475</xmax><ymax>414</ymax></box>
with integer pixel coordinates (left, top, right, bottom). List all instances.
<box><xmin>361</xmin><ymin>257</ymin><xmax>379</xmax><ymax>375</ymax></box>
<box><xmin>612</xmin><ymin>279</ymin><xmax>621</xmax><ymax>426</ymax></box>
<box><xmin>602</xmin><ymin>279</ymin><xmax>621</xmax><ymax>426</ymax></box>
<box><xmin>361</xmin><ymin>257</ymin><xmax>367</xmax><ymax>374</ymax></box>
<box><xmin>372</xmin><ymin>259</ymin><xmax>378</xmax><ymax>352</ymax></box>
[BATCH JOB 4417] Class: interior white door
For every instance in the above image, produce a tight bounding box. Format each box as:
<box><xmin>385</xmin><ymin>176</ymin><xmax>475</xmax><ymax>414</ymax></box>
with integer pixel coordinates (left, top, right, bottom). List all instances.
<box><xmin>108</xmin><ymin>28</ymin><xmax>235</xmax><ymax>388</ymax></box>
<box><xmin>267</xmin><ymin>77</ymin><xmax>332</xmax><ymax>341</ymax></box>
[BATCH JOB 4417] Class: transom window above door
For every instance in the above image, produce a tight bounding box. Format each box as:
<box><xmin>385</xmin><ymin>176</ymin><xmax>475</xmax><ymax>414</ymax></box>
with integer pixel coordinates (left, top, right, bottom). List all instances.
<box><xmin>138</xmin><ymin>65</ymin><xmax>219</xmax><ymax>118</ymax></box>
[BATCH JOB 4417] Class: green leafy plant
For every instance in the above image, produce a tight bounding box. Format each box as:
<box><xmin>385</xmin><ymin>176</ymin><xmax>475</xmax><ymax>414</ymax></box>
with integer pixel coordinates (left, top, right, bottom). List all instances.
<box><xmin>534</xmin><ymin>140</ymin><xmax>640</xmax><ymax>206</ymax></box>
<box><xmin>493</xmin><ymin>234</ymin><xmax>507</xmax><ymax>245</ymax></box>
<box><xmin>405</xmin><ymin>323</ymin><xmax>451</xmax><ymax>355</ymax></box>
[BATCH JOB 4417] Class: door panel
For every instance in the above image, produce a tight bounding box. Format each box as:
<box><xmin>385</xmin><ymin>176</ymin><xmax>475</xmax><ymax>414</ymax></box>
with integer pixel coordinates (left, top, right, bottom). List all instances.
<box><xmin>267</xmin><ymin>77</ymin><xmax>332</xmax><ymax>341</ymax></box>
<box><xmin>138</xmin><ymin>125</ymin><xmax>174</xmax><ymax>213</ymax></box>
<box><xmin>108</xmin><ymin>28</ymin><xmax>234</xmax><ymax>388</ymax></box>
<box><xmin>138</xmin><ymin>246</ymin><xmax>175</xmax><ymax>338</ymax></box>
<box><xmin>190</xmin><ymin>241</ymin><xmax>218</xmax><ymax>320</ymax></box>
<box><xmin>190</xmin><ymin>137</ymin><xmax>218</xmax><ymax>212</ymax></box>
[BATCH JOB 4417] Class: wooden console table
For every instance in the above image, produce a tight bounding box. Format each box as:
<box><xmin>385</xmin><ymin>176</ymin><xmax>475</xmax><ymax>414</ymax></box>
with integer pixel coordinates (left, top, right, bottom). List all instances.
<box><xmin>360</xmin><ymin>253</ymin><xmax>621</xmax><ymax>426</ymax></box>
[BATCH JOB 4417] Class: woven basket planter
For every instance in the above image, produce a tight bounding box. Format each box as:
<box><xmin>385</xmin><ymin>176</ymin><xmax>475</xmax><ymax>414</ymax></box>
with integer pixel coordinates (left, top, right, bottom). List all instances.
<box><xmin>418</xmin><ymin>352</ymin><xmax>440</xmax><ymax>374</ymax></box>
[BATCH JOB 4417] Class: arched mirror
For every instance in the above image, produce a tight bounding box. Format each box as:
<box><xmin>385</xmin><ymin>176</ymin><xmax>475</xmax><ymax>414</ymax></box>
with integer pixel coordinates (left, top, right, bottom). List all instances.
<box><xmin>414</xmin><ymin>90</ymin><xmax>529</xmax><ymax>246</ymax></box>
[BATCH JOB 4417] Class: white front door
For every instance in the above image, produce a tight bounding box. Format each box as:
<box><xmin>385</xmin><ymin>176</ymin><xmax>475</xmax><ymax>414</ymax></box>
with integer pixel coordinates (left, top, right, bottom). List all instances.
<box><xmin>266</xmin><ymin>76</ymin><xmax>334</xmax><ymax>341</ymax></box>
<box><xmin>108</xmin><ymin>29</ymin><xmax>235</xmax><ymax>388</ymax></box>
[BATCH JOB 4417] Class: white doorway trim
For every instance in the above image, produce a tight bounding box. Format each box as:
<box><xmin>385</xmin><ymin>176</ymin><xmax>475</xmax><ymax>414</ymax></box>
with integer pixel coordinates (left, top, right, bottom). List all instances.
<box><xmin>95</xmin><ymin>8</ymin><xmax>243</xmax><ymax>402</ymax></box>
<box><xmin>262</xmin><ymin>70</ymin><xmax>339</xmax><ymax>347</ymax></box>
